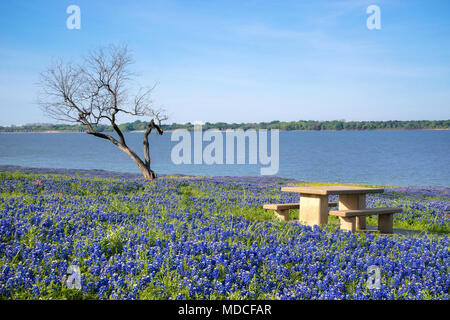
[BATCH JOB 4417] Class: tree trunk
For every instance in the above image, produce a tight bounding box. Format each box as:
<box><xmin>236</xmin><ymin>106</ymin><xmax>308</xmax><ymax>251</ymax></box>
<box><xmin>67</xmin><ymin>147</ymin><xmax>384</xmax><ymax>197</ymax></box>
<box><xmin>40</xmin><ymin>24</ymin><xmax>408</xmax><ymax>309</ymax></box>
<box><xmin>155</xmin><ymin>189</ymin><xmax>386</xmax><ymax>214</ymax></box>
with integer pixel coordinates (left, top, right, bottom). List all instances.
<box><xmin>85</xmin><ymin>123</ymin><xmax>159</xmax><ymax>180</ymax></box>
<box><xmin>118</xmin><ymin>144</ymin><xmax>157</xmax><ymax>180</ymax></box>
<box><xmin>134</xmin><ymin>157</ymin><xmax>156</xmax><ymax>180</ymax></box>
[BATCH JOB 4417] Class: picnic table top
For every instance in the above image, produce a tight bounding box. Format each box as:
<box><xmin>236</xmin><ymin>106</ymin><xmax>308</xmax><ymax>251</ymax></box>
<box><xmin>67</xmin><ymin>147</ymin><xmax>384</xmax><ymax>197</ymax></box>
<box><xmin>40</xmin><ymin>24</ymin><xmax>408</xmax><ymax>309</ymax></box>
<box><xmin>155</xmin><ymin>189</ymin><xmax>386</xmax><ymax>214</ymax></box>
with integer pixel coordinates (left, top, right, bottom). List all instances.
<box><xmin>281</xmin><ymin>186</ymin><xmax>384</xmax><ymax>195</ymax></box>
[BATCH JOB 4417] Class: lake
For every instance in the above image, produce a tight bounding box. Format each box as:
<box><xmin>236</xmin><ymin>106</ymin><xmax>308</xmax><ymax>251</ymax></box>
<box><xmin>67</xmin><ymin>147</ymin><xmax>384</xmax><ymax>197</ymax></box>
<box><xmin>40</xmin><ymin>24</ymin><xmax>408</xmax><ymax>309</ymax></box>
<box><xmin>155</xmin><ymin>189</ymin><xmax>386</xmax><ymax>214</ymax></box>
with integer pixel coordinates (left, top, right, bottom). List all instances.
<box><xmin>0</xmin><ymin>130</ymin><xmax>448</xmax><ymax>186</ymax></box>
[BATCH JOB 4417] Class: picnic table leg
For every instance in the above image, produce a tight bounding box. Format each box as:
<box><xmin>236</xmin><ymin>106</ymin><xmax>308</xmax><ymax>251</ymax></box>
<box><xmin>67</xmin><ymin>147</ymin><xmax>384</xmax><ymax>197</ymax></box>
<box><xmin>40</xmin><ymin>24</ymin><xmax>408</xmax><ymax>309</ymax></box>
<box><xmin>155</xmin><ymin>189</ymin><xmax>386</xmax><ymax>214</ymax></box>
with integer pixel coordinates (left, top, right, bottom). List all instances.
<box><xmin>299</xmin><ymin>194</ymin><xmax>329</xmax><ymax>226</ymax></box>
<box><xmin>339</xmin><ymin>194</ymin><xmax>366</xmax><ymax>230</ymax></box>
<box><xmin>275</xmin><ymin>209</ymin><xmax>290</xmax><ymax>221</ymax></box>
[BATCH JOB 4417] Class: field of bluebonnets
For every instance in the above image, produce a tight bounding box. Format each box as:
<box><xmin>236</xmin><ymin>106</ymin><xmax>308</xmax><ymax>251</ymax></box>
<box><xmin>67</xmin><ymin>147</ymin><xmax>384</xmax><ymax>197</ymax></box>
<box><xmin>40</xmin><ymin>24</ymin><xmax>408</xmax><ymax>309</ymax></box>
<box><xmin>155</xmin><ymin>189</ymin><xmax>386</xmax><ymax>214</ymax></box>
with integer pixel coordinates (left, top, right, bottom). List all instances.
<box><xmin>0</xmin><ymin>166</ymin><xmax>448</xmax><ymax>300</ymax></box>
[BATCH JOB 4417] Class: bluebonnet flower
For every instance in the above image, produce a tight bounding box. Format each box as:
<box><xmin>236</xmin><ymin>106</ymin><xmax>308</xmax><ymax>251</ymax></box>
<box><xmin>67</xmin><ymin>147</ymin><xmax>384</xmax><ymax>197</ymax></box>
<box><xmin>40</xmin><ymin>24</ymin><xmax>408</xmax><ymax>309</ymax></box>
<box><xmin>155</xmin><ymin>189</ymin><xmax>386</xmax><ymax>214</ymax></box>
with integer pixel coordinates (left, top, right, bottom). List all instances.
<box><xmin>0</xmin><ymin>170</ymin><xmax>448</xmax><ymax>300</ymax></box>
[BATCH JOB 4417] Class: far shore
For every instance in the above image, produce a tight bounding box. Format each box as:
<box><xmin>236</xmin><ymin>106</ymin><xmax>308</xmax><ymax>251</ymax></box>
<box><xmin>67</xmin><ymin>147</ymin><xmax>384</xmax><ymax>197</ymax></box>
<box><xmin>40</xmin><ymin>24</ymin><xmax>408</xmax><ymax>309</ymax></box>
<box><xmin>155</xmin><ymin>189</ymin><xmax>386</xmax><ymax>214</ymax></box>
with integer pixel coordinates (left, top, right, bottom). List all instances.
<box><xmin>1</xmin><ymin>128</ymin><xmax>449</xmax><ymax>134</ymax></box>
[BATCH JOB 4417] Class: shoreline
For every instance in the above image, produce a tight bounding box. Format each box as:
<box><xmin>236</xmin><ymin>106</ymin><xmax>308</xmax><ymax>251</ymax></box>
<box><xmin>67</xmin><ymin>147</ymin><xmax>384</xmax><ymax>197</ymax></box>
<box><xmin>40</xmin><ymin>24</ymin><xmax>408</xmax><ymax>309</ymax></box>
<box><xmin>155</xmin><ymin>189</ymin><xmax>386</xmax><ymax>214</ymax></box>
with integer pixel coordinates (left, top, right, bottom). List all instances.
<box><xmin>1</xmin><ymin>165</ymin><xmax>449</xmax><ymax>189</ymax></box>
<box><xmin>1</xmin><ymin>128</ymin><xmax>449</xmax><ymax>134</ymax></box>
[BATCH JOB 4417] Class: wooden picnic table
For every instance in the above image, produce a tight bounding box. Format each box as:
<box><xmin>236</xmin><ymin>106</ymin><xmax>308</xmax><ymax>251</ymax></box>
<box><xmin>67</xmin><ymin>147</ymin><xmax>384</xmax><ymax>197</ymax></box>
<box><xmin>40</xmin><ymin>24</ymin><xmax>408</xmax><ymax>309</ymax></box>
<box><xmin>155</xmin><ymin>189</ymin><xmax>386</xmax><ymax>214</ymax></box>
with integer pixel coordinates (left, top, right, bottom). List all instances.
<box><xmin>281</xmin><ymin>186</ymin><xmax>384</xmax><ymax>228</ymax></box>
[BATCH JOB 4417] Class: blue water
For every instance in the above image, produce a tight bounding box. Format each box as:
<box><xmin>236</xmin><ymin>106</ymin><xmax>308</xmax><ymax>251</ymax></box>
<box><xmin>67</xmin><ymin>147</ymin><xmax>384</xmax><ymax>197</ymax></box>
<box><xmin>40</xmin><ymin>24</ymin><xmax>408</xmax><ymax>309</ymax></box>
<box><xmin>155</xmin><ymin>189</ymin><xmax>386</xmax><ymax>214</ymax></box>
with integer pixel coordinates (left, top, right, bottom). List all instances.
<box><xmin>0</xmin><ymin>130</ymin><xmax>449</xmax><ymax>186</ymax></box>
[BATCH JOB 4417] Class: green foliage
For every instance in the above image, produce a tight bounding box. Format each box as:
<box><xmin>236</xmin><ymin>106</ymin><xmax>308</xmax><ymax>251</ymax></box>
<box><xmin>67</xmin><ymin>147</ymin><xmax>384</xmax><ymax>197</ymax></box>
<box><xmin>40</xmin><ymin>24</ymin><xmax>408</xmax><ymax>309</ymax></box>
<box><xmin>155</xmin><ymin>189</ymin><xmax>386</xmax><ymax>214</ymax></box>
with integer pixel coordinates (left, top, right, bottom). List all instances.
<box><xmin>100</xmin><ymin>226</ymin><xmax>126</xmax><ymax>258</ymax></box>
<box><xmin>1</xmin><ymin>119</ymin><xmax>449</xmax><ymax>132</ymax></box>
<box><xmin>0</xmin><ymin>172</ymin><xmax>448</xmax><ymax>300</ymax></box>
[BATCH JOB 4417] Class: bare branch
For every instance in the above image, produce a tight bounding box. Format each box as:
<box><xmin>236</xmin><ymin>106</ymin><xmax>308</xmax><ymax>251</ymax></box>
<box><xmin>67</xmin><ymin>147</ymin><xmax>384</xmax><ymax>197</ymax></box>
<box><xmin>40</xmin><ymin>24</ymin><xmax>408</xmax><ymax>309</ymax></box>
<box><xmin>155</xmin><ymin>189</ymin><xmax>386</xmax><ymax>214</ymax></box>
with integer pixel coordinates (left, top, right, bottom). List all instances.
<box><xmin>37</xmin><ymin>44</ymin><xmax>168</xmax><ymax>180</ymax></box>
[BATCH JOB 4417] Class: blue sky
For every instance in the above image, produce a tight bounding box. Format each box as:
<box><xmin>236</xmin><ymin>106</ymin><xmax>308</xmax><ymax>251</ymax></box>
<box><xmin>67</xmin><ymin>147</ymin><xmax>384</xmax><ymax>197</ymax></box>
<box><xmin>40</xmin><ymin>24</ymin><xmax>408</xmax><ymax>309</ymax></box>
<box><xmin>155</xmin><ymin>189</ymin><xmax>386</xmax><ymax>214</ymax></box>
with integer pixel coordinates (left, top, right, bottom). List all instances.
<box><xmin>0</xmin><ymin>0</ymin><xmax>449</xmax><ymax>126</ymax></box>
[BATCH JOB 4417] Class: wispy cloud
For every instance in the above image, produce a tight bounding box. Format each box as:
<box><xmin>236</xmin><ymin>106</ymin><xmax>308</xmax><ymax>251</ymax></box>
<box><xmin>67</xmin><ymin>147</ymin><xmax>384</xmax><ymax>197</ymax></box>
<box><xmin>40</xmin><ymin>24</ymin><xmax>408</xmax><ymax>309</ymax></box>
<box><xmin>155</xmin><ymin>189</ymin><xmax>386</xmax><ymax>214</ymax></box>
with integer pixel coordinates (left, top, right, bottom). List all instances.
<box><xmin>234</xmin><ymin>23</ymin><xmax>320</xmax><ymax>39</ymax></box>
<box><xmin>233</xmin><ymin>22</ymin><xmax>379</xmax><ymax>55</ymax></box>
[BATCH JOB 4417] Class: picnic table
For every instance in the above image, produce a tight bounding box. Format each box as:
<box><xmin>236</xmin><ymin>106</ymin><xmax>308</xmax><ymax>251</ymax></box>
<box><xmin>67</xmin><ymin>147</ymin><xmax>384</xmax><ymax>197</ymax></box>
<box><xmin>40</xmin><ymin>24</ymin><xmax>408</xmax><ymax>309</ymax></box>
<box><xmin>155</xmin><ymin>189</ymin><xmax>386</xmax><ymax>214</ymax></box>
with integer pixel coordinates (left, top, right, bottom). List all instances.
<box><xmin>279</xmin><ymin>186</ymin><xmax>401</xmax><ymax>233</ymax></box>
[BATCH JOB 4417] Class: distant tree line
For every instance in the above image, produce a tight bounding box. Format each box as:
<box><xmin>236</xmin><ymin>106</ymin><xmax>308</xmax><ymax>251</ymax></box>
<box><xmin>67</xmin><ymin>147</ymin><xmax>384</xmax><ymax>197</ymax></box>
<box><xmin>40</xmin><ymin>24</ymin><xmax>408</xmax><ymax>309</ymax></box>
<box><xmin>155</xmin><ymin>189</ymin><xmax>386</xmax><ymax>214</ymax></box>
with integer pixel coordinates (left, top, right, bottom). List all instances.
<box><xmin>1</xmin><ymin>119</ymin><xmax>449</xmax><ymax>132</ymax></box>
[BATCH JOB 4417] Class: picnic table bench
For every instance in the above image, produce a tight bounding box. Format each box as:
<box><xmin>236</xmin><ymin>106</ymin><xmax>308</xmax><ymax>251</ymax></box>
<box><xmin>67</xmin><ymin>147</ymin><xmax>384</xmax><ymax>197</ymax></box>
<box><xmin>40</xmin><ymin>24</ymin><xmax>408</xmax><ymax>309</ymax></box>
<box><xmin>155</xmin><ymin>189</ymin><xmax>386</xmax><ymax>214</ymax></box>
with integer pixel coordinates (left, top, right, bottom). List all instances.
<box><xmin>263</xmin><ymin>202</ymin><xmax>337</xmax><ymax>221</ymax></box>
<box><xmin>328</xmin><ymin>207</ymin><xmax>402</xmax><ymax>233</ymax></box>
<box><xmin>264</xmin><ymin>186</ymin><xmax>402</xmax><ymax>233</ymax></box>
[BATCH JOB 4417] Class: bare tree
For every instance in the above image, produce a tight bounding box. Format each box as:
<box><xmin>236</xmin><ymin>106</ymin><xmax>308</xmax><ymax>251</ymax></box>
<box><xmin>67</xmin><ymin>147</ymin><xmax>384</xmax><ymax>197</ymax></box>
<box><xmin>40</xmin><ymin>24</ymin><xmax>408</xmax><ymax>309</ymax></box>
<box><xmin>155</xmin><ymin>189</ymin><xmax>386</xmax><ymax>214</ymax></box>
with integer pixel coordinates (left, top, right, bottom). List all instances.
<box><xmin>38</xmin><ymin>44</ymin><xmax>167</xmax><ymax>179</ymax></box>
